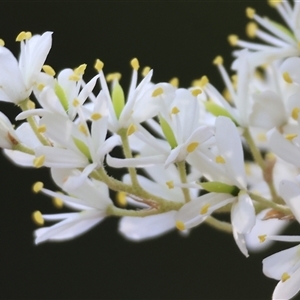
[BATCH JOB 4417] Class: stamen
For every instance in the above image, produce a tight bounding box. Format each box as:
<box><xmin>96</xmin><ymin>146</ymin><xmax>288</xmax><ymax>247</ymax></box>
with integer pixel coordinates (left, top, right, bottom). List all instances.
<box><xmin>258</xmin><ymin>234</ymin><xmax>266</xmax><ymax>243</ymax></box>
<box><xmin>187</xmin><ymin>142</ymin><xmax>199</xmax><ymax>153</ymax></box>
<box><xmin>32</xmin><ymin>181</ymin><xmax>44</xmax><ymax>193</ymax></box>
<box><xmin>42</xmin><ymin>65</ymin><xmax>56</xmax><ymax>76</ymax></box>
<box><xmin>215</xmin><ymin>155</ymin><xmax>225</xmax><ymax>164</ymax></box>
<box><xmin>78</xmin><ymin>123</ymin><xmax>88</xmax><ymax>136</ymax></box>
<box><xmin>16</xmin><ymin>31</ymin><xmax>32</xmax><ymax>41</ymax></box>
<box><xmin>106</xmin><ymin>72</ymin><xmax>122</xmax><ymax>82</ymax></box>
<box><xmin>32</xmin><ymin>210</ymin><xmax>44</xmax><ymax>226</ymax></box>
<box><xmin>169</xmin><ymin>77</ymin><xmax>179</xmax><ymax>87</ymax></box>
<box><xmin>74</xmin><ymin>64</ymin><xmax>87</xmax><ymax>76</ymax></box>
<box><xmin>91</xmin><ymin>113</ymin><xmax>102</xmax><ymax>121</ymax></box>
<box><xmin>37</xmin><ymin>83</ymin><xmax>45</xmax><ymax>91</ymax></box>
<box><xmin>116</xmin><ymin>191</ymin><xmax>127</xmax><ymax>207</ymax></box>
<box><xmin>199</xmin><ymin>76</ymin><xmax>209</xmax><ymax>87</ymax></box>
<box><xmin>256</xmin><ymin>133</ymin><xmax>267</xmax><ymax>142</ymax></box>
<box><xmin>0</xmin><ymin>39</ymin><xmax>5</xmax><ymax>46</ymax></box>
<box><xmin>246</xmin><ymin>7</ymin><xmax>256</xmax><ymax>19</ymax></box>
<box><xmin>171</xmin><ymin>106</ymin><xmax>180</xmax><ymax>114</ymax></box>
<box><xmin>246</xmin><ymin>22</ymin><xmax>258</xmax><ymax>38</ymax></box>
<box><xmin>142</xmin><ymin>66</ymin><xmax>151</xmax><ymax>77</ymax></box>
<box><xmin>152</xmin><ymin>87</ymin><xmax>164</xmax><ymax>97</ymax></box>
<box><xmin>33</xmin><ymin>155</ymin><xmax>45</xmax><ymax>168</ymax></box>
<box><xmin>73</xmin><ymin>99</ymin><xmax>80</xmax><ymax>107</ymax></box>
<box><xmin>213</xmin><ymin>56</ymin><xmax>223</xmax><ymax>65</ymax></box>
<box><xmin>200</xmin><ymin>203</ymin><xmax>210</xmax><ymax>215</ymax></box>
<box><xmin>191</xmin><ymin>89</ymin><xmax>202</xmax><ymax>97</ymax></box>
<box><xmin>175</xmin><ymin>221</ymin><xmax>185</xmax><ymax>231</ymax></box>
<box><xmin>52</xmin><ymin>197</ymin><xmax>64</xmax><ymax>208</ymax></box>
<box><xmin>130</xmin><ymin>58</ymin><xmax>140</xmax><ymax>71</ymax></box>
<box><xmin>291</xmin><ymin>108</ymin><xmax>300</xmax><ymax>120</ymax></box>
<box><xmin>94</xmin><ymin>59</ymin><xmax>104</xmax><ymax>72</ymax></box>
<box><xmin>285</xmin><ymin>133</ymin><xmax>298</xmax><ymax>141</ymax></box>
<box><xmin>228</xmin><ymin>35</ymin><xmax>239</xmax><ymax>46</ymax></box>
<box><xmin>268</xmin><ymin>0</ymin><xmax>282</xmax><ymax>8</ymax></box>
<box><xmin>37</xmin><ymin>125</ymin><xmax>46</xmax><ymax>133</ymax></box>
<box><xmin>282</xmin><ymin>72</ymin><xmax>293</xmax><ymax>83</ymax></box>
<box><xmin>127</xmin><ymin>124</ymin><xmax>137</xmax><ymax>136</ymax></box>
<box><xmin>28</xmin><ymin>100</ymin><xmax>36</xmax><ymax>109</ymax></box>
<box><xmin>166</xmin><ymin>181</ymin><xmax>174</xmax><ymax>189</ymax></box>
<box><xmin>281</xmin><ymin>272</ymin><xmax>290</xmax><ymax>282</ymax></box>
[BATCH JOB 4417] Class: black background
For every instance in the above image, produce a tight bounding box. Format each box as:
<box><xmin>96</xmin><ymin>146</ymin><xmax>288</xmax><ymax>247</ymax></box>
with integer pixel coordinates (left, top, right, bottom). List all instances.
<box><xmin>1</xmin><ymin>1</ymin><xmax>299</xmax><ymax>299</ymax></box>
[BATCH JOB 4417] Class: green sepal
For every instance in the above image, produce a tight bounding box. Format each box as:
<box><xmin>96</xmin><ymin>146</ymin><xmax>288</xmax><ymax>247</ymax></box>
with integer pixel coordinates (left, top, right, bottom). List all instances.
<box><xmin>112</xmin><ymin>83</ymin><xmax>125</xmax><ymax>119</ymax></box>
<box><xmin>159</xmin><ymin>115</ymin><xmax>177</xmax><ymax>149</ymax></box>
<box><xmin>204</xmin><ymin>102</ymin><xmax>238</xmax><ymax>125</ymax></box>
<box><xmin>54</xmin><ymin>83</ymin><xmax>69</xmax><ymax>111</ymax></box>
<box><xmin>269</xmin><ymin>20</ymin><xmax>296</xmax><ymax>41</ymax></box>
<box><xmin>72</xmin><ymin>137</ymin><xmax>92</xmax><ymax>162</ymax></box>
<box><xmin>200</xmin><ymin>181</ymin><xmax>240</xmax><ymax>196</ymax></box>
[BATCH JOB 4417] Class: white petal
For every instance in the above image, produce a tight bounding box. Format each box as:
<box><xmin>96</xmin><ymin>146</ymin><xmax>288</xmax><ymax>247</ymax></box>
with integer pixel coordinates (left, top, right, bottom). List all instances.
<box><xmin>4</xmin><ymin>149</ymin><xmax>34</xmax><ymax>166</ymax></box>
<box><xmin>233</xmin><ymin>227</ymin><xmax>249</xmax><ymax>257</ymax></box>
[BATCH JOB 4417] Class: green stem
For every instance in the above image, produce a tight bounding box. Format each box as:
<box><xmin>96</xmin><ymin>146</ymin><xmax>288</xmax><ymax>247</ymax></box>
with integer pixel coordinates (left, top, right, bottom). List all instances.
<box><xmin>205</xmin><ymin>216</ymin><xmax>232</xmax><ymax>233</ymax></box>
<box><xmin>106</xmin><ymin>205</ymin><xmax>158</xmax><ymax>217</ymax></box>
<box><xmin>177</xmin><ymin>161</ymin><xmax>191</xmax><ymax>203</ymax></box>
<box><xmin>13</xmin><ymin>143</ymin><xmax>35</xmax><ymax>155</ymax></box>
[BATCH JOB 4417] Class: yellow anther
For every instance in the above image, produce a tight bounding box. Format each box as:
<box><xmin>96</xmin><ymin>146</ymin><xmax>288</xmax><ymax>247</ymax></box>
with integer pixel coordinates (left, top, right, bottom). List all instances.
<box><xmin>222</xmin><ymin>88</ymin><xmax>232</xmax><ymax>103</ymax></box>
<box><xmin>28</xmin><ymin>100</ymin><xmax>36</xmax><ymax>109</ymax></box>
<box><xmin>142</xmin><ymin>66</ymin><xmax>151</xmax><ymax>77</ymax></box>
<box><xmin>33</xmin><ymin>155</ymin><xmax>45</xmax><ymax>168</ymax></box>
<box><xmin>32</xmin><ymin>181</ymin><xmax>44</xmax><ymax>193</ymax></box>
<box><xmin>127</xmin><ymin>124</ymin><xmax>137</xmax><ymax>136</ymax></box>
<box><xmin>0</xmin><ymin>39</ymin><xmax>5</xmax><ymax>46</ymax></box>
<box><xmin>69</xmin><ymin>74</ymin><xmax>81</xmax><ymax>81</ymax></box>
<box><xmin>42</xmin><ymin>65</ymin><xmax>56</xmax><ymax>76</ymax></box>
<box><xmin>37</xmin><ymin>125</ymin><xmax>46</xmax><ymax>133</ymax></box>
<box><xmin>166</xmin><ymin>181</ymin><xmax>174</xmax><ymax>189</ymax></box>
<box><xmin>175</xmin><ymin>221</ymin><xmax>186</xmax><ymax>231</ymax></box>
<box><xmin>191</xmin><ymin>89</ymin><xmax>202</xmax><ymax>97</ymax></box>
<box><xmin>37</xmin><ymin>83</ymin><xmax>45</xmax><ymax>91</ymax></box>
<box><xmin>169</xmin><ymin>77</ymin><xmax>179</xmax><ymax>87</ymax></box>
<box><xmin>74</xmin><ymin>64</ymin><xmax>87</xmax><ymax>76</ymax></box>
<box><xmin>16</xmin><ymin>31</ymin><xmax>32</xmax><ymax>42</ymax></box>
<box><xmin>79</xmin><ymin>123</ymin><xmax>88</xmax><ymax>136</ymax></box>
<box><xmin>152</xmin><ymin>87</ymin><xmax>164</xmax><ymax>97</ymax></box>
<box><xmin>200</xmin><ymin>203</ymin><xmax>210</xmax><ymax>215</ymax></box>
<box><xmin>116</xmin><ymin>191</ymin><xmax>127</xmax><ymax>207</ymax></box>
<box><xmin>94</xmin><ymin>59</ymin><xmax>104</xmax><ymax>72</ymax></box>
<box><xmin>283</xmin><ymin>72</ymin><xmax>293</xmax><ymax>84</ymax></box>
<box><xmin>228</xmin><ymin>35</ymin><xmax>239</xmax><ymax>46</ymax></box>
<box><xmin>291</xmin><ymin>107</ymin><xmax>300</xmax><ymax>120</ymax></box>
<box><xmin>268</xmin><ymin>0</ymin><xmax>282</xmax><ymax>7</ymax></box>
<box><xmin>215</xmin><ymin>155</ymin><xmax>226</xmax><ymax>164</ymax></box>
<box><xmin>91</xmin><ymin>113</ymin><xmax>102</xmax><ymax>121</ymax></box>
<box><xmin>256</xmin><ymin>133</ymin><xmax>267</xmax><ymax>142</ymax></box>
<box><xmin>72</xmin><ymin>99</ymin><xmax>80</xmax><ymax>107</ymax></box>
<box><xmin>52</xmin><ymin>197</ymin><xmax>64</xmax><ymax>209</ymax></box>
<box><xmin>187</xmin><ymin>142</ymin><xmax>199</xmax><ymax>153</ymax></box>
<box><xmin>246</xmin><ymin>7</ymin><xmax>256</xmax><ymax>19</ymax></box>
<box><xmin>265</xmin><ymin>152</ymin><xmax>276</xmax><ymax>161</ymax></box>
<box><xmin>171</xmin><ymin>106</ymin><xmax>180</xmax><ymax>115</ymax></box>
<box><xmin>32</xmin><ymin>210</ymin><xmax>44</xmax><ymax>226</ymax></box>
<box><xmin>130</xmin><ymin>58</ymin><xmax>140</xmax><ymax>71</ymax></box>
<box><xmin>106</xmin><ymin>72</ymin><xmax>122</xmax><ymax>82</ymax></box>
<box><xmin>281</xmin><ymin>272</ymin><xmax>291</xmax><ymax>282</ymax></box>
<box><xmin>246</xmin><ymin>22</ymin><xmax>258</xmax><ymax>38</ymax></box>
<box><xmin>213</xmin><ymin>56</ymin><xmax>223</xmax><ymax>65</ymax></box>
<box><xmin>258</xmin><ymin>234</ymin><xmax>267</xmax><ymax>243</ymax></box>
<box><xmin>285</xmin><ymin>133</ymin><xmax>298</xmax><ymax>141</ymax></box>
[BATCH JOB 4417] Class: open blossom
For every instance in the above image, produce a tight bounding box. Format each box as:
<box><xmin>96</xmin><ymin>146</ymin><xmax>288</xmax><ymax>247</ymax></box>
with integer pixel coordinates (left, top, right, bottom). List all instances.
<box><xmin>0</xmin><ymin>31</ymin><xmax>52</xmax><ymax>104</ymax></box>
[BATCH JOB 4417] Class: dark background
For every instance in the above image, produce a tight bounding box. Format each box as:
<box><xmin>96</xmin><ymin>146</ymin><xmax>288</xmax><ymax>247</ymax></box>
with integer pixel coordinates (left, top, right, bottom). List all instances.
<box><xmin>0</xmin><ymin>1</ymin><xmax>299</xmax><ymax>299</ymax></box>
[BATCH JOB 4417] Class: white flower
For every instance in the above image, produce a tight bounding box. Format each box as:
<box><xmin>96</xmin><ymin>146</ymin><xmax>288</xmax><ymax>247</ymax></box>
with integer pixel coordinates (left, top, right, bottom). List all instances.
<box><xmin>33</xmin><ymin>168</ymin><xmax>113</xmax><ymax>244</ymax></box>
<box><xmin>0</xmin><ymin>31</ymin><xmax>52</xmax><ymax>103</ymax></box>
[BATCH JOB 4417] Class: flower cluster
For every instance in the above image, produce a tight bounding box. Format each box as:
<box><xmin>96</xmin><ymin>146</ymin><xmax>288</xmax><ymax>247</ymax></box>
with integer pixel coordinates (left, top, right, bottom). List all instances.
<box><xmin>2</xmin><ymin>1</ymin><xmax>300</xmax><ymax>299</ymax></box>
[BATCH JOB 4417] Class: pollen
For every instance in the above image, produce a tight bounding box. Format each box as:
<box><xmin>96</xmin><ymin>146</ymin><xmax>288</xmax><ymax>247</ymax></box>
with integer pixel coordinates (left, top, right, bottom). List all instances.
<box><xmin>282</xmin><ymin>72</ymin><xmax>293</xmax><ymax>84</ymax></box>
<box><xmin>142</xmin><ymin>66</ymin><xmax>151</xmax><ymax>77</ymax></box>
<box><xmin>285</xmin><ymin>133</ymin><xmax>298</xmax><ymax>141</ymax></box>
<box><xmin>215</xmin><ymin>155</ymin><xmax>225</xmax><ymax>164</ymax></box>
<box><xmin>258</xmin><ymin>234</ymin><xmax>267</xmax><ymax>243</ymax></box>
<box><xmin>213</xmin><ymin>56</ymin><xmax>223</xmax><ymax>65</ymax></box>
<box><xmin>169</xmin><ymin>77</ymin><xmax>179</xmax><ymax>87</ymax></box>
<box><xmin>37</xmin><ymin>125</ymin><xmax>46</xmax><ymax>133</ymax></box>
<box><xmin>191</xmin><ymin>89</ymin><xmax>202</xmax><ymax>97</ymax></box>
<box><xmin>187</xmin><ymin>142</ymin><xmax>199</xmax><ymax>153</ymax></box>
<box><xmin>228</xmin><ymin>35</ymin><xmax>239</xmax><ymax>46</ymax></box>
<box><xmin>200</xmin><ymin>203</ymin><xmax>210</xmax><ymax>215</ymax></box>
<box><xmin>0</xmin><ymin>39</ymin><xmax>5</xmax><ymax>46</ymax></box>
<box><xmin>291</xmin><ymin>107</ymin><xmax>300</xmax><ymax>120</ymax></box>
<box><xmin>52</xmin><ymin>197</ymin><xmax>64</xmax><ymax>209</ymax></box>
<box><xmin>116</xmin><ymin>191</ymin><xmax>127</xmax><ymax>207</ymax></box>
<box><xmin>281</xmin><ymin>272</ymin><xmax>290</xmax><ymax>282</ymax></box>
<box><xmin>42</xmin><ymin>65</ymin><xmax>56</xmax><ymax>76</ymax></box>
<box><xmin>32</xmin><ymin>181</ymin><xmax>44</xmax><ymax>193</ymax></box>
<box><xmin>79</xmin><ymin>123</ymin><xmax>88</xmax><ymax>136</ymax></box>
<box><xmin>127</xmin><ymin>124</ymin><xmax>137</xmax><ymax>136</ymax></box>
<box><xmin>246</xmin><ymin>22</ymin><xmax>258</xmax><ymax>38</ymax></box>
<box><xmin>246</xmin><ymin>7</ymin><xmax>256</xmax><ymax>19</ymax></box>
<box><xmin>268</xmin><ymin>0</ymin><xmax>282</xmax><ymax>7</ymax></box>
<box><xmin>152</xmin><ymin>87</ymin><xmax>164</xmax><ymax>97</ymax></box>
<box><xmin>130</xmin><ymin>58</ymin><xmax>140</xmax><ymax>71</ymax></box>
<box><xmin>91</xmin><ymin>113</ymin><xmax>102</xmax><ymax>121</ymax></box>
<box><xmin>166</xmin><ymin>181</ymin><xmax>174</xmax><ymax>189</ymax></box>
<box><xmin>171</xmin><ymin>106</ymin><xmax>180</xmax><ymax>114</ymax></box>
<box><xmin>32</xmin><ymin>210</ymin><xmax>44</xmax><ymax>226</ymax></box>
<box><xmin>33</xmin><ymin>155</ymin><xmax>45</xmax><ymax>168</ymax></box>
<box><xmin>72</xmin><ymin>99</ymin><xmax>80</xmax><ymax>107</ymax></box>
<box><xmin>16</xmin><ymin>31</ymin><xmax>32</xmax><ymax>42</ymax></box>
<box><xmin>94</xmin><ymin>59</ymin><xmax>104</xmax><ymax>72</ymax></box>
<box><xmin>175</xmin><ymin>221</ymin><xmax>186</xmax><ymax>231</ymax></box>
<box><xmin>106</xmin><ymin>72</ymin><xmax>122</xmax><ymax>82</ymax></box>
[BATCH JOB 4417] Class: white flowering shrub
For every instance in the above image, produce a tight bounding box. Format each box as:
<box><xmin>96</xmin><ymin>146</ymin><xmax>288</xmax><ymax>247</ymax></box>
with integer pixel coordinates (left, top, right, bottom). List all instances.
<box><xmin>2</xmin><ymin>1</ymin><xmax>300</xmax><ymax>299</ymax></box>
